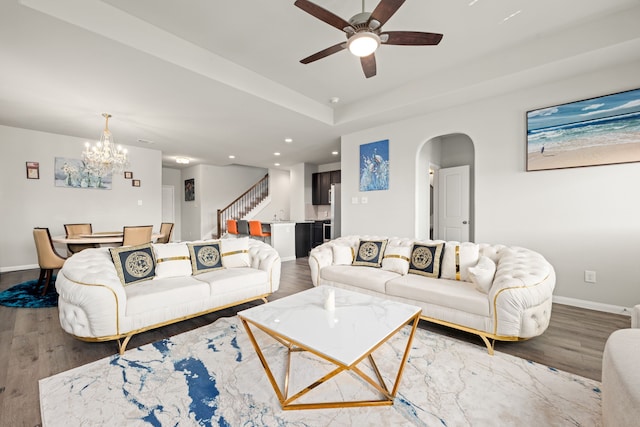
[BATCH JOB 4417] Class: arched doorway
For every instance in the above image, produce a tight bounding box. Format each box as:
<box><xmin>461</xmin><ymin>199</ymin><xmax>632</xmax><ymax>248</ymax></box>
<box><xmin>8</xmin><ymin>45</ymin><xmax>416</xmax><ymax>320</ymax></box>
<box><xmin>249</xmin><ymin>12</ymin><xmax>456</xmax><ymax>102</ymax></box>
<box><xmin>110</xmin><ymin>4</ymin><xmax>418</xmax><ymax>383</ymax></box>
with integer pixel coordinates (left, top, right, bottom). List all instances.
<box><xmin>416</xmin><ymin>133</ymin><xmax>475</xmax><ymax>241</ymax></box>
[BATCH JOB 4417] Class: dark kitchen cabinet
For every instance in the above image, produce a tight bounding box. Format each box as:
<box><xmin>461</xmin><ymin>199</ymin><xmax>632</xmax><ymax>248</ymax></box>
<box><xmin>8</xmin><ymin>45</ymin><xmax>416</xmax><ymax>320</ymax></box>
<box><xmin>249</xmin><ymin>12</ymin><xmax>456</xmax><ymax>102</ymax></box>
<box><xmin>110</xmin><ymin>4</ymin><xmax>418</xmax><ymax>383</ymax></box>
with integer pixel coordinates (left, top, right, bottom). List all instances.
<box><xmin>295</xmin><ymin>222</ymin><xmax>312</xmax><ymax>258</ymax></box>
<box><xmin>312</xmin><ymin>220</ymin><xmax>328</xmax><ymax>248</ymax></box>
<box><xmin>312</xmin><ymin>170</ymin><xmax>340</xmax><ymax>205</ymax></box>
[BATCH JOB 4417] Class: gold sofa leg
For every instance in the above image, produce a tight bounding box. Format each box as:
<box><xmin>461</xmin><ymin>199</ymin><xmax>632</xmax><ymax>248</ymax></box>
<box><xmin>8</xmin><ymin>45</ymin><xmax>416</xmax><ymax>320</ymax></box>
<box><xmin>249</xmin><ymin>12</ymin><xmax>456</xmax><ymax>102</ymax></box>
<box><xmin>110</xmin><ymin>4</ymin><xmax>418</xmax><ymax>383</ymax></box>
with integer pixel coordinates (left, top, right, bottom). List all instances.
<box><xmin>118</xmin><ymin>334</ymin><xmax>134</xmax><ymax>355</ymax></box>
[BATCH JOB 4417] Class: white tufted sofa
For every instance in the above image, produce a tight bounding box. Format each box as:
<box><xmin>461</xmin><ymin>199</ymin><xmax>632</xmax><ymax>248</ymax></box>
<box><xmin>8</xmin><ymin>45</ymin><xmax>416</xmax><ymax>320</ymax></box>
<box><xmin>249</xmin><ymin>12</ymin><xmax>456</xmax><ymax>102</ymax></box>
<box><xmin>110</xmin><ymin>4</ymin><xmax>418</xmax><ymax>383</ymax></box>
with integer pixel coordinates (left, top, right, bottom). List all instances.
<box><xmin>56</xmin><ymin>238</ymin><xmax>281</xmax><ymax>354</ymax></box>
<box><xmin>309</xmin><ymin>236</ymin><xmax>556</xmax><ymax>354</ymax></box>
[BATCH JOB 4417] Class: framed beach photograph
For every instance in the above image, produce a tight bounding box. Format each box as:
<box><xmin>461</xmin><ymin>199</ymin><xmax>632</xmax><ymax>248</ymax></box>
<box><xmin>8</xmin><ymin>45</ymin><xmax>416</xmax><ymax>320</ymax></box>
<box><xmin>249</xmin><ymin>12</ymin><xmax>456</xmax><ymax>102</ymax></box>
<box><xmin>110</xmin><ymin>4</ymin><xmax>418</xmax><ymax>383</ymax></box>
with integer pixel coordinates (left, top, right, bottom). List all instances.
<box><xmin>359</xmin><ymin>139</ymin><xmax>390</xmax><ymax>191</ymax></box>
<box><xmin>526</xmin><ymin>87</ymin><xmax>640</xmax><ymax>171</ymax></box>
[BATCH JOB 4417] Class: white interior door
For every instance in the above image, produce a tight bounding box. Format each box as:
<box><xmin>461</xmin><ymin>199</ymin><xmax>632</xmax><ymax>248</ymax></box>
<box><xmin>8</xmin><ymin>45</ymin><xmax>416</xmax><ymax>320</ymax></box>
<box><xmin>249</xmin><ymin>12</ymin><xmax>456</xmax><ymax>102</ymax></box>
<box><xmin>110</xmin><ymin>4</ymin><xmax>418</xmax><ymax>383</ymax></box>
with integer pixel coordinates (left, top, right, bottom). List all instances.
<box><xmin>438</xmin><ymin>165</ymin><xmax>470</xmax><ymax>241</ymax></box>
<box><xmin>162</xmin><ymin>185</ymin><xmax>175</xmax><ymax>223</ymax></box>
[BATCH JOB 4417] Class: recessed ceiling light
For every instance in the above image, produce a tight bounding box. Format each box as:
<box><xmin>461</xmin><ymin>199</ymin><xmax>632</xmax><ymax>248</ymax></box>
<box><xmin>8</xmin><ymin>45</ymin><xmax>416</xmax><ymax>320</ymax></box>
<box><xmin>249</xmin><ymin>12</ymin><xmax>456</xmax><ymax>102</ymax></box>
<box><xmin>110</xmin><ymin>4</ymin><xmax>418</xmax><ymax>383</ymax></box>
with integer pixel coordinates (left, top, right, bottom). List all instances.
<box><xmin>228</xmin><ymin>155</ymin><xmax>236</xmax><ymax>159</ymax></box>
<box><xmin>284</xmin><ymin>138</ymin><xmax>293</xmax><ymax>143</ymax></box>
<box><xmin>137</xmin><ymin>138</ymin><xmax>154</xmax><ymax>144</ymax></box>
<box><xmin>502</xmin><ymin>10</ymin><xmax>522</xmax><ymax>23</ymax></box>
<box><xmin>175</xmin><ymin>157</ymin><xmax>190</xmax><ymax>164</ymax></box>
<box><xmin>332</xmin><ymin>151</ymin><xmax>339</xmax><ymax>156</ymax></box>
<box><xmin>274</xmin><ymin>163</ymin><xmax>280</xmax><ymax>167</ymax></box>
<box><xmin>329</xmin><ymin>97</ymin><xmax>340</xmax><ymax>104</ymax></box>
<box><xmin>274</xmin><ymin>152</ymin><xmax>281</xmax><ymax>156</ymax></box>
<box><xmin>468</xmin><ymin>0</ymin><xmax>480</xmax><ymax>6</ymax></box>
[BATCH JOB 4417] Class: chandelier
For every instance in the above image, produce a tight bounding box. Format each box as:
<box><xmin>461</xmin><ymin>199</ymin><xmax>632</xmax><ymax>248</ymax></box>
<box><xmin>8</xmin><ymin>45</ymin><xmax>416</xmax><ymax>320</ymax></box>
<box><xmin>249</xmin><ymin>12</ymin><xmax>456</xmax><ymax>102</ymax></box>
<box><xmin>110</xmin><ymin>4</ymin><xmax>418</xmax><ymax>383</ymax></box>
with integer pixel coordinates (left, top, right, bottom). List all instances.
<box><xmin>82</xmin><ymin>113</ymin><xmax>128</xmax><ymax>177</ymax></box>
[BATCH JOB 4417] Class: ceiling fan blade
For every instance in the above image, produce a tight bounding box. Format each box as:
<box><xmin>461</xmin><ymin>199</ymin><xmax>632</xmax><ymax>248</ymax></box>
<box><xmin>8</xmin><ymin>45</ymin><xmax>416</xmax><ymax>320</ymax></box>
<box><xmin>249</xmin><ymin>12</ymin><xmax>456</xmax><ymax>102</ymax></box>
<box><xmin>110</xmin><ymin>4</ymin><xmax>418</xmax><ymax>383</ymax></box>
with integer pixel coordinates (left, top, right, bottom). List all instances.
<box><xmin>360</xmin><ymin>54</ymin><xmax>377</xmax><ymax>78</ymax></box>
<box><xmin>370</xmin><ymin>0</ymin><xmax>406</xmax><ymax>27</ymax></box>
<box><xmin>294</xmin><ymin>0</ymin><xmax>352</xmax><ymax>32</ymax></box>
<box><xmin>300</xmin><ymin>42</ymin><xmax>346</xmax><ymax>64</ymax></box>
<box><xmin>381</xmin><ymin>31</ymin><xmax>443</xmax><ymax>46</ymax></box>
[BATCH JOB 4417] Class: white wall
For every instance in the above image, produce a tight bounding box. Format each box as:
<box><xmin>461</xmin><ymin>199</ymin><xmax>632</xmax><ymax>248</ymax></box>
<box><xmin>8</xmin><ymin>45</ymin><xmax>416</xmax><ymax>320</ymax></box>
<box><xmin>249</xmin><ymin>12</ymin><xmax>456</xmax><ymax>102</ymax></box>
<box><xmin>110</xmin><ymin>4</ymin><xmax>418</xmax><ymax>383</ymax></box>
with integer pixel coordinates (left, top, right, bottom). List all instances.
<box><xmin>162</xmin><ymin>167</ymin><xmax>182</xmax><ymax>241</ymax></box>
<box><xmin>0</xmin><ymin>125</ymin><xmax>162</xmax><ymax>270</ymax></box>
<box><xmin>341</xmin><ymin>60</ymin><xmax>640</xmax><ymax>310</ymax></box>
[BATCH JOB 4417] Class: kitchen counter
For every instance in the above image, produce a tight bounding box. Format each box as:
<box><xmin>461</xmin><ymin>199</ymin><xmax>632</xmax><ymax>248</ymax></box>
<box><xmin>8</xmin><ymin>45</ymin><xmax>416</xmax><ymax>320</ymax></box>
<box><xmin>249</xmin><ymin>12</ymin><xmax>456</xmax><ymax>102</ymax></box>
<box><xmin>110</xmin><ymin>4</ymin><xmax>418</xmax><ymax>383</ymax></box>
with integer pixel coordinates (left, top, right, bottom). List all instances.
<box><xmin>268</xmin><ymin>222</ymin><xmax>295</xmax><ymax>261</ymax></box>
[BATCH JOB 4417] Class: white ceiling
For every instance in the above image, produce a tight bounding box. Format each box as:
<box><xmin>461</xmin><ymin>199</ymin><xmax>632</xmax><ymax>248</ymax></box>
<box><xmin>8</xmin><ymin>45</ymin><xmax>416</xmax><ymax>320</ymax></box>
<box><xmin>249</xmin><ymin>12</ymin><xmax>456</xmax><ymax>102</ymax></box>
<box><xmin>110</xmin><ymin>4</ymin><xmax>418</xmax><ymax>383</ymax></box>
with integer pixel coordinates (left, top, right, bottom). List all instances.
<box><xmin>1</xmin><ymin>0</ymin><xmax>640</xmax><ymax>169</ymax></box>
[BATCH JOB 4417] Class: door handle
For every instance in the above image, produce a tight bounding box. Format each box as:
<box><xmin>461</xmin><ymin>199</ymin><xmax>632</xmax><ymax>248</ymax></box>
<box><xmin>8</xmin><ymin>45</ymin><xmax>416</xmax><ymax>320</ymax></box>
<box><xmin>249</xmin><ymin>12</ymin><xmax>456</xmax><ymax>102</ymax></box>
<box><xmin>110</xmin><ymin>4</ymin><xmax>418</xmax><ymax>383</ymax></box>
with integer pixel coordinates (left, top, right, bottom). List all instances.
<box><xmin>462</xmin><ymin>221</ymin><xmax>468</xmax><ymax>225</ymax></box>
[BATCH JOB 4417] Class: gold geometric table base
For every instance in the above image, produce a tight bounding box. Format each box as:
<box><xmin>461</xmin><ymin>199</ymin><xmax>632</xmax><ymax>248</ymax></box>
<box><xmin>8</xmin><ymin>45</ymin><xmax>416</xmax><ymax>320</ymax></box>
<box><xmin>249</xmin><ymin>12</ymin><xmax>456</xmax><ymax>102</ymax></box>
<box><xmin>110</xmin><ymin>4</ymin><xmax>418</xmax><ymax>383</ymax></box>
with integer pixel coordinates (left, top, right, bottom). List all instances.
<box><xmin>239</xmin><ymin>312</ymin><xmax>421</xmax><ymax>410</ymax></box>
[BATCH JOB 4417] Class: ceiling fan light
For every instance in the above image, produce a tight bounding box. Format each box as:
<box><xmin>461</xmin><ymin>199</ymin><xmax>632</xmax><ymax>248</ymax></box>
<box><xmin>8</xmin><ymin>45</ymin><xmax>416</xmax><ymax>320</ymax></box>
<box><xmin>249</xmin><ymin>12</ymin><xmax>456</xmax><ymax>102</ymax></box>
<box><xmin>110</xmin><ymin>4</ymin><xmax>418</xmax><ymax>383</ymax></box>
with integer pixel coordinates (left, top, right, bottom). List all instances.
<box><xmin>347</xmin><ymin>32</ymin><xmax>380</xmax><ymax>57</ymax></box>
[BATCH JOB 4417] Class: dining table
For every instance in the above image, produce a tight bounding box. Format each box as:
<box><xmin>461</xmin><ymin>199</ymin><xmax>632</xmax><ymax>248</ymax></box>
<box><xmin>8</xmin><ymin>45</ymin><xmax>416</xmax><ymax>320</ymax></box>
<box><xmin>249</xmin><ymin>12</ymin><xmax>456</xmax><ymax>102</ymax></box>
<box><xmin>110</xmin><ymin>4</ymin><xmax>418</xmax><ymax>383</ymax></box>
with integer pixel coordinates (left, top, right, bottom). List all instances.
<box><xmin>52</xmin><ymin>231</ymin><xmax>164</xmax><ymax>245</ymax></box>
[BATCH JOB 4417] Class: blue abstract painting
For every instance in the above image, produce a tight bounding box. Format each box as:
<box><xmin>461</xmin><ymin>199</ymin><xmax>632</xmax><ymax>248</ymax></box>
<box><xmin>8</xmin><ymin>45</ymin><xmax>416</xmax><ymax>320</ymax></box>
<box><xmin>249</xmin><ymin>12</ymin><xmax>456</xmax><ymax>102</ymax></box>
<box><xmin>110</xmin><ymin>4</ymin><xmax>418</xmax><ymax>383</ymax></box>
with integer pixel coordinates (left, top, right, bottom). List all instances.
<box><xmin>359</xmin><ymin>139</ymin><xmax>389</xmax><ymax>191</ymax></box>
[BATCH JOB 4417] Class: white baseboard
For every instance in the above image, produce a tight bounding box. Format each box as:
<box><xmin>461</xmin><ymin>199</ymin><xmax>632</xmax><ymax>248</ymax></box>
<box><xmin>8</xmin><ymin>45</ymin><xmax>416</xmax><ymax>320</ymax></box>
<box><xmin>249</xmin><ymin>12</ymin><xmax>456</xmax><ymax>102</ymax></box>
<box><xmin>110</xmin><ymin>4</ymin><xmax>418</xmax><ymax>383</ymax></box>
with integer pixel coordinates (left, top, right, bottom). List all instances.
<box><xmin>0</xmin><ymin>264</ymin><xmax>39</xmax><ymax>273</ymax></box>
<box><xmin>280</xmin><ymin>256</ymin><xmax>296</xmax><ymax>262</ymax></box>
<box><xmin>553</xmin><ymin>295</ymin><xmax>631</xmax><ymax>316</ymax></box>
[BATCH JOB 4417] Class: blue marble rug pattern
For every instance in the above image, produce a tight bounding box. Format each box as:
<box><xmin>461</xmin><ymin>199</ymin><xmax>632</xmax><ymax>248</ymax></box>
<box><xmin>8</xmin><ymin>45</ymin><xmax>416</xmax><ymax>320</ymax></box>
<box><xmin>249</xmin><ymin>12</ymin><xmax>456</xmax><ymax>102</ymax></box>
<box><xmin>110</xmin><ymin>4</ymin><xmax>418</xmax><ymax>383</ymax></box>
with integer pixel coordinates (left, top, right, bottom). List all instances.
<box><xmin>40</xmin><ymin>317</ymin><xmax>602</xmax><ymax>426</ymax></box>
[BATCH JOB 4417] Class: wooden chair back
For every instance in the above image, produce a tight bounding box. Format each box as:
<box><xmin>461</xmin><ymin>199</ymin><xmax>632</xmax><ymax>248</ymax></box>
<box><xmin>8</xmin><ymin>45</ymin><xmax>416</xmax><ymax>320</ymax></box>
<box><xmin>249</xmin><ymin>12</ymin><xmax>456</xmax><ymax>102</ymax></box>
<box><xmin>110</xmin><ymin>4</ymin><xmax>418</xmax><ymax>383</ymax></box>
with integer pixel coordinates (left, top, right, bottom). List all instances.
<box><xmin>157</xmin><ymin>223</ymin><xmax>174</xmax><ymax>244</ymax></box>
<box><xmin>122</xmin><ymin>225</ymin><xmax>153</xmax><ymax>246</ymax></box>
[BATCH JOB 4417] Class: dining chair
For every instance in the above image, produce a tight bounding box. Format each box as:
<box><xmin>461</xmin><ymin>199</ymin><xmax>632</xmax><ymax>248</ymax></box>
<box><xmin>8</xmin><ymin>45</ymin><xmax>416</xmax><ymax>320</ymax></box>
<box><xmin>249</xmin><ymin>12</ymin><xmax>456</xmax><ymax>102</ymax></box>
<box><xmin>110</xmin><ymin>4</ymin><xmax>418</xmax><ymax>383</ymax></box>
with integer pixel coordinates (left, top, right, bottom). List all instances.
<box><xmin>33</xmin><ymin>227</ymin><xmax>66</xmax><ymax>295</ymax></box>
<box><xmin>64</xmin><ymin>223</ymin><xmax>99</xmax><ymax>255</ymax></box>
<box><xmin>226</xmin><ymin>219</ymin><xmax>238</xmax><ymax>236</ymax></box>
<box><xmin>156</xmin><ymin>222</ymin><xmax>174</xmax><ymax>244</ymax></box>
<box><xmin>236</xmin><ymin>220</ymin><xmax>250</xmax><ymax>236</ymax></box>
<box><xmin>249</xmin><ymin>220</ymin><xmax>271</xmax><ymax>242</ymax></box>
<box><xmin>122</xmin><ymin>225</ymin><xmax>153</xmax><ymax>246</ymax></box>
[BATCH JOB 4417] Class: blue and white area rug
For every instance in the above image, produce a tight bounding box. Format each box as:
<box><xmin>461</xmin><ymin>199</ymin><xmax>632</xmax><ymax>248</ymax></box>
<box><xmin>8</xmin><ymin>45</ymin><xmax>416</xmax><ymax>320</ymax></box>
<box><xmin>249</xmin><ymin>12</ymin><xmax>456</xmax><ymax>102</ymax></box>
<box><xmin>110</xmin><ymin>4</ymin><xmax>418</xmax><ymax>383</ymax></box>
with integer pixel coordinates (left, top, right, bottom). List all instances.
<box><xmin>40</xmin><ymin>317</ymin><xmax>601</xmax><ymax>426</ymax></box>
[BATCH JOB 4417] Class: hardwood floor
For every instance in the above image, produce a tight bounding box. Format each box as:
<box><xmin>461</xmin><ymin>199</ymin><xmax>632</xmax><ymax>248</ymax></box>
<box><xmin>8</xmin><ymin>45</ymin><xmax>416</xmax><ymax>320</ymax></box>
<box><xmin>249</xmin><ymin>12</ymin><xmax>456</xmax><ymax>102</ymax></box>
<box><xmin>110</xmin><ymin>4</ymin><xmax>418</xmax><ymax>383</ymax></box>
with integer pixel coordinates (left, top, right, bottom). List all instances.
<box><xmin>0</xmin><ymin>259</ymin><xmax>630</xmax><ymax>426</ymax></box>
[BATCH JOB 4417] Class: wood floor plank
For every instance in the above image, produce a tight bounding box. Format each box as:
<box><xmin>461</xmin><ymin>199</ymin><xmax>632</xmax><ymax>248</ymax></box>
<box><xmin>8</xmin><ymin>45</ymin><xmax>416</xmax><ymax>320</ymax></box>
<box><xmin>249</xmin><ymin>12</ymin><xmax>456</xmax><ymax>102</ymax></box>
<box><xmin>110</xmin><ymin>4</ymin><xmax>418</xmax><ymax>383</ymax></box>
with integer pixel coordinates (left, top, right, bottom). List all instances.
<box><xmin>0</xmin><ymin>259</ymin><xmax>632</xmax><ymax>425</ymax></box>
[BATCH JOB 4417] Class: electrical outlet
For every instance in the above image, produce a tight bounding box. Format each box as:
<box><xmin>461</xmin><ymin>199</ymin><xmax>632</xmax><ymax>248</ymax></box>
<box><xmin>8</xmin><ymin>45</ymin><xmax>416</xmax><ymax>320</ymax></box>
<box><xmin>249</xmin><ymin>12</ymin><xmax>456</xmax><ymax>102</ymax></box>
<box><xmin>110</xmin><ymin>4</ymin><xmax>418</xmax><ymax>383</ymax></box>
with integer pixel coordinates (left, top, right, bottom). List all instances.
<box><xmin>584</xmin><ymin>270</ymin><xmax>596</xmax><ymax>283</ymax></box>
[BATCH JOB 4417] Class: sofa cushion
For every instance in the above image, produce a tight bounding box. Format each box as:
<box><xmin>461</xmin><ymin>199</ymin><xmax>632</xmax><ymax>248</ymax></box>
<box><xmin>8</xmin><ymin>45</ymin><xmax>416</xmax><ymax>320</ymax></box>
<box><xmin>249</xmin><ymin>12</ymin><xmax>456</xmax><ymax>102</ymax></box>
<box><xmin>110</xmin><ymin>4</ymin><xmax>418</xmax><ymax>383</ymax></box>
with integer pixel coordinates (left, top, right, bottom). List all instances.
<box><xmin>320</xmin><ymin>265</ymin><xmax>400</xmax><ymax>294</ymax></box>
<box><xmin>386</xmin><ymin>275</ymin><xmax>490</xmax><ymax>317</ymax></box>
<box><xmin>110</xmin><ymin>243</ymin><xmax>156</xmax><ymax>286</ymax></box>
<box><xmin>468</xmin><ymin>256</ymin><xmax>497</xmax><ymax>294</ymax></box>
<box><xmin>353</xmin><ymin>239</ymin><xmax>388</xmax><ymax>268</ymax></box>
<box><xmin>441</xmin><ymin>242</ymin><xmax>480</xmax><ymax>282</ymax></box>
<box><xmin>194</xmin><ymin>267</ymin><xmax>269</xmax><ymax>293</ymax></box>
<box><xmin>187</xmin><ymin>241</ymin><xmax>224</xmax><ymax>275</ymax></box>
<box><xmin>382</xmin><ymin>244</ymin><xmax>411</xmax><ymax>275</ymax></box>
<box><xmin>124</xmin><ymin>276</ymin><xmax>210</xmax><ymax>316</ymax></box>
<box><xmin>408</xmin><ymin>243</ymin><xmax>444</xmax><ymax>278</ymax></box>
<box><xmin>221</xmin><ymin>237</ymin><xmax>250</xmax><ymax>268</ymax></box>
<box><xmin>153</xmin><ymin>243</ymin><xmax>192</xmax><ymax>279</ymax></box>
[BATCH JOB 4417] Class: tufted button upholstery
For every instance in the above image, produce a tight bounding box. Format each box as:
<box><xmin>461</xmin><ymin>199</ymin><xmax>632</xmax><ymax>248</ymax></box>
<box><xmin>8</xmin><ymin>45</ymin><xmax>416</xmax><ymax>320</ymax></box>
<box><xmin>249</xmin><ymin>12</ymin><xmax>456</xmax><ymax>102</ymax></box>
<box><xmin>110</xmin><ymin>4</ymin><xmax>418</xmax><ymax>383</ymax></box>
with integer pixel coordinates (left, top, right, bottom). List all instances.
<box><xmin>310</xmin><ymin>236</ymin><xmax>556</xmax><ymax>341</ymax></box>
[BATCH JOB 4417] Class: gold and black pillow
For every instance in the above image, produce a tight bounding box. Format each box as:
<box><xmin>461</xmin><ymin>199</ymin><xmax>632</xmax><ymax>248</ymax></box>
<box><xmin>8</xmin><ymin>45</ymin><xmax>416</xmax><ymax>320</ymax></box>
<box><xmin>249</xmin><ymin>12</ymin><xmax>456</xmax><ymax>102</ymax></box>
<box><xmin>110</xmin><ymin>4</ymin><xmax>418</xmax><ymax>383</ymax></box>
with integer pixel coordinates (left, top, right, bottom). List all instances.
<box><xmin>352</xmin><ymin>239</ymin><xmax>388</xmax><ymax>268</ymax></box>
<box><xmin>110</xmin><ymin>243</ymin><xmax>156</xmax><ymax>286</ymax></box>
<box><xmin>408</xmin><ymin>243</ymin><xmax>445</xmax><ymax>278</ymax></box>
<box><xmin>187</xmin><ymin>241</ymin><xmax>224</xmax><ymax>275</ymax></box>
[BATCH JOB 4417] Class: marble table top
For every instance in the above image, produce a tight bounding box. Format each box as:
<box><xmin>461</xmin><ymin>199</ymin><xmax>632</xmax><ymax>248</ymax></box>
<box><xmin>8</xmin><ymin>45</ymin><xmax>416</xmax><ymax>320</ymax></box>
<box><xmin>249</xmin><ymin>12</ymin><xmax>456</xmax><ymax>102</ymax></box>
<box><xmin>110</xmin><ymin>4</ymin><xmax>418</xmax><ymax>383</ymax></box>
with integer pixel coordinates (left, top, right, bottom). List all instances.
<box><xmin>238</xmin><ymin>286</ymin><xmax>421</xmax><ymax>366</ymax></box>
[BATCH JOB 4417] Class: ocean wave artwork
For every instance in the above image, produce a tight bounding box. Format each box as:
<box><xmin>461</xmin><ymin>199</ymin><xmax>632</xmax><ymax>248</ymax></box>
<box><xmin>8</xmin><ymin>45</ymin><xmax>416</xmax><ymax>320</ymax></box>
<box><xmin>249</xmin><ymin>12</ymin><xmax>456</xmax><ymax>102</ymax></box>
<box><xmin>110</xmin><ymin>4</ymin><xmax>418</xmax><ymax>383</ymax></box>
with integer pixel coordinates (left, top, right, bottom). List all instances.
<box><xmin>360</xmin><ymin>139</ymin><xmax>389</xmax><ymax>191</ymax></box>
<box><xmin>526</xmin><ymin>87</ymin><xmax>640</xmax><ymax>171</ymax></box>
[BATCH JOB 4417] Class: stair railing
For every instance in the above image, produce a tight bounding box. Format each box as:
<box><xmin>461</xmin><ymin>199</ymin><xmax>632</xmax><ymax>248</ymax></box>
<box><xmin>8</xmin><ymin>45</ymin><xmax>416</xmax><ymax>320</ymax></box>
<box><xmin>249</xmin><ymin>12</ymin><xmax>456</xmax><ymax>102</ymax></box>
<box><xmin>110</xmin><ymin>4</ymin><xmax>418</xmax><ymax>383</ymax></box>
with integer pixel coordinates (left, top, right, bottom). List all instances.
<box><xmin>217</xmin><ymin>174</ymin><xmax>269</xmax><ymax>238</ymax></box>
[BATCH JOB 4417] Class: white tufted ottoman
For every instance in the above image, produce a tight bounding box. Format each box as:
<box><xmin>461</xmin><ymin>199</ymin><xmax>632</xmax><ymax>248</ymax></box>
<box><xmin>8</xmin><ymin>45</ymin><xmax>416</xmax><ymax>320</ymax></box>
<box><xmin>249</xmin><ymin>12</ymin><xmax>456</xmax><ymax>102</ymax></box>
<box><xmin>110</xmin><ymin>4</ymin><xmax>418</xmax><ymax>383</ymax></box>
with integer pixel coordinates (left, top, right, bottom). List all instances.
<box><xmin>602</xmin><ymin>328</ymin><xmax>640</xmax><ymax>426</ymax></box>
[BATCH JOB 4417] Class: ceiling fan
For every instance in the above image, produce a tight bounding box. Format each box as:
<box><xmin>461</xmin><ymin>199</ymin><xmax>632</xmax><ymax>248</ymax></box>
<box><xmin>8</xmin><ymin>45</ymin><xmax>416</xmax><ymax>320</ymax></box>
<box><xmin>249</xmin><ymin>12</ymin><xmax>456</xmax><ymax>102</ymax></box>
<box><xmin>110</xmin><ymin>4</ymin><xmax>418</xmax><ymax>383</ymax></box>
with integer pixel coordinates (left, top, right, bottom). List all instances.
<box><xmin>294</xmin><ymin>0</ymin><xmax>443</xmax><ymax>78</ymax></box>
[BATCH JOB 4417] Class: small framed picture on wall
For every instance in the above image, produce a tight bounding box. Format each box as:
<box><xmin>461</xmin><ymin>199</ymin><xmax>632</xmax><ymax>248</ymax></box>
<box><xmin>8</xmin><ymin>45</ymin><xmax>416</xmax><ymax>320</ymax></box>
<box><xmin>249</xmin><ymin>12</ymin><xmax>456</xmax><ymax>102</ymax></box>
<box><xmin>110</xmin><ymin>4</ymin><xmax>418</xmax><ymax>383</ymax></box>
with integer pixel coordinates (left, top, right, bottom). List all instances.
<box><xmin>132</xmin><ymin>179</ymin><xmax>141</xmax><ymax>187</ymax></box>
<box><xmin>26</xmin><ymin>162</ymin><xmax>39</xmax><ymax>179</ymax></box>
<box><xmin>124</xmin><ymin>171</ymin><xmax>133</xmax><ymax>179</ymax></box>
<box><xmin>185</xmin><ymin>178</ymin><xmax>195</xmax><ymax>201</ymax></box>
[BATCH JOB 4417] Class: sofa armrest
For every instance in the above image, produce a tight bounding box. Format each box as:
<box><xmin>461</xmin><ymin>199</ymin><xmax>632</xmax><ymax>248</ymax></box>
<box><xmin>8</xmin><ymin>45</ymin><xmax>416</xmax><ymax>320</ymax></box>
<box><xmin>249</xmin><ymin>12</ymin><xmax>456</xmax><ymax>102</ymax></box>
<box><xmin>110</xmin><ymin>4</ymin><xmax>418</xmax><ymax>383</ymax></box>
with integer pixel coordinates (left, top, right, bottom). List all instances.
<box><xmin>247</xmin><ymin>239</ymin><xmax>281</xmax><ymax>293</ymax></box>
<box><xmin>309</xmin><ymin>243</ymin><xmax>335</xmax><ymax>286</ymax></box>
<box><xmin>489</xmin><ymin>247</ymin><xmax>556</xmax><ymax>338</ymax></box>
<box><xmin>55</xmin><ymin>248</ymin><xmax>126</xmax><ymax>338</ymax></box>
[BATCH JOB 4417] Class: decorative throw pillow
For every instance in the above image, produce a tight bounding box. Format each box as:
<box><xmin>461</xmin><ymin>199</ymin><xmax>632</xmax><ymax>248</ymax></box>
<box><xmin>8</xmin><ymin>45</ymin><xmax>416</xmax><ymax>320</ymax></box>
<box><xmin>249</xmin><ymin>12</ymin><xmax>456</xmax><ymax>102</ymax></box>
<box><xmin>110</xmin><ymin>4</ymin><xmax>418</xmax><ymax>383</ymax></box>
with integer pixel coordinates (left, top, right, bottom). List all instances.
<box><xmin>110</xmin><ymin>243</ymin><xmax>156</xmax><ymax>286</ymax></box>
<box><xmin>408</xmin><ymin>243</ymin><xmax>445</xmax><ymax>278</ymax></box>
<box><xmin>187</xmin><ymin>241</ymin><xmax>224</xmax><ymax>275</ymax></box>
<box><xmin>153</xmin><ymin>243</ymin><xmax>192</xmax><ymax>279</ymax></box>
<box><xmin>220</xmin><ymin>237</ymin><xmax>250</xmax><ymax>268</ymax></box>
<box><xmin>468</xmin><ymin>256</ymin><xmax>497</xmax><ymax>294</ymax></box>
<box><xmin>382</xmin><ymin>244</ymin><xmax>412</xmax><ymax>275</ymax></box>
<box><xmin>352</xmin><ymin>239</ymin><xmax>388</xmax><ymax>267</ymax></box>
<box><xmin>441</xmin><ymin>242</ymin><xmax>480</xmax><ymax>282</ymax></box>
<box><xmin>332</xmin><ymin>245</ymin><xmax>355</xmax><ymax>265</ymax></box>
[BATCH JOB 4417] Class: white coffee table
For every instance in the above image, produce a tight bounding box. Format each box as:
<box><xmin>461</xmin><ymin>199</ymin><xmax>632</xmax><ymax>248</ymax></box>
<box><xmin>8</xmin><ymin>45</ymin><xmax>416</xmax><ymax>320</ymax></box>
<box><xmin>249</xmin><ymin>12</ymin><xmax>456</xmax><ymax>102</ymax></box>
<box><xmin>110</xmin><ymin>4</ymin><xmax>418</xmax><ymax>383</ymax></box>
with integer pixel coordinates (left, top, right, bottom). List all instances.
<box><xmin>238</xmin><ymin>286</ymin><xmax>422</xmax><ymax>410</ymax></box>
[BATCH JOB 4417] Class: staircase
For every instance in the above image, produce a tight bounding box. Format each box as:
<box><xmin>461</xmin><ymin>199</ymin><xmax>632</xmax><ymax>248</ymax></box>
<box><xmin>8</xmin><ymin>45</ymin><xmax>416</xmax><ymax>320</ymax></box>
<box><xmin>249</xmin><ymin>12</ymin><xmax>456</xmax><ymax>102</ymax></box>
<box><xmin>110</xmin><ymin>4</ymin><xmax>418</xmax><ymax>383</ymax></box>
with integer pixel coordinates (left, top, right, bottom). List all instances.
<box><xmin>216</xmin><ymin>174</ymin><xmax>269</xmax><ymax>238</ymax></box>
